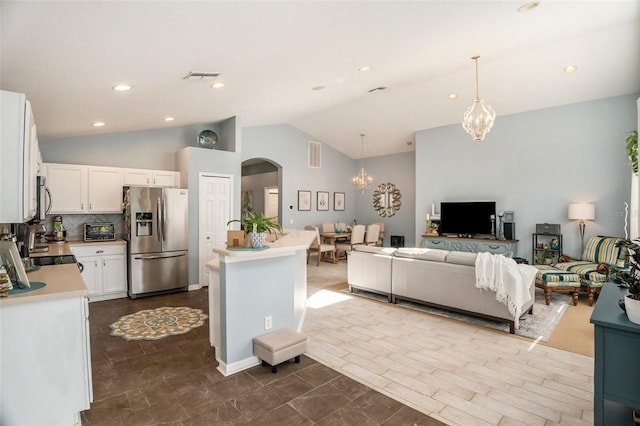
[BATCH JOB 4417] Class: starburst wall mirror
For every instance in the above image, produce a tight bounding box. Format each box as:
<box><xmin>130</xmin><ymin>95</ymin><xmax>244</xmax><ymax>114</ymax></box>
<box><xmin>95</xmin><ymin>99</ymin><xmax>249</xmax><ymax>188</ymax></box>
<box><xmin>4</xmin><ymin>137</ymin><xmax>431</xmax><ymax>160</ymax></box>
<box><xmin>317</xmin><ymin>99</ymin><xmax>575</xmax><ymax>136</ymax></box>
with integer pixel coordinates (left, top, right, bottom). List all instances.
<box><xmin>372</xmin><ymin>183</ymin><xmax>401</xmax><ymax>217</ymax></box>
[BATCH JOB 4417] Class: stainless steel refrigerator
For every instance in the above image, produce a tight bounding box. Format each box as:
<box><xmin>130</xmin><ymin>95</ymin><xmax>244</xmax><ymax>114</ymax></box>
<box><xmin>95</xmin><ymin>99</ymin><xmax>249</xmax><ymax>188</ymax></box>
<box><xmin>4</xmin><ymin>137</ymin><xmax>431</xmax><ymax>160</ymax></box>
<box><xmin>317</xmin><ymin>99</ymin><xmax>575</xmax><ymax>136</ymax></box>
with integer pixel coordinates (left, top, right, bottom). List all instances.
<box><xmin>125</xmin><ymin>186</ymin><xmax>189</xmax><ymax>298</ymax></box>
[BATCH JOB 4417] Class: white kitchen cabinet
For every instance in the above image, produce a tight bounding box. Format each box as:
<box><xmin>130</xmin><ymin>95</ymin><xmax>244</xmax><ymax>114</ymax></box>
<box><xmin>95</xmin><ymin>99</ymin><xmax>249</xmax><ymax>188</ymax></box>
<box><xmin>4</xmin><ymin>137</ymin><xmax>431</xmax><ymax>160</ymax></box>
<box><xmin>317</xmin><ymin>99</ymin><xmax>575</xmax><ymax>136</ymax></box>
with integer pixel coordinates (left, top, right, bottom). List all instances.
<box><xmin>0</xmin><ymin>90</ymin><xmax>40</xmax><ymax>222</ymax></box>
<box><xmin>88</xmin><ymin>166</ymin><xmax>123</xmax><ymax>212</ymax></box>
<box><xmin>45</xmin><ymin>163</ymin><xmax>88</xmax><ymax>213</ymax></box>
<box><xmin>45</xmin><ymin>164</ymin><xmax>124</xmax><ymax>213</ymax></box>
<box><xmin>0</xmin><ymin>290</ymin><xmax>92</xmax><ymax>425</ymax></box>
<box><xmin>123</xmin><ymin>168</ymin><xmax>179</xmax><ymax>187</ymax></box>
<box><xmin>71</xmin><ymin>242</ymin><xmax>127</xmax><ymax>302</ymax></box>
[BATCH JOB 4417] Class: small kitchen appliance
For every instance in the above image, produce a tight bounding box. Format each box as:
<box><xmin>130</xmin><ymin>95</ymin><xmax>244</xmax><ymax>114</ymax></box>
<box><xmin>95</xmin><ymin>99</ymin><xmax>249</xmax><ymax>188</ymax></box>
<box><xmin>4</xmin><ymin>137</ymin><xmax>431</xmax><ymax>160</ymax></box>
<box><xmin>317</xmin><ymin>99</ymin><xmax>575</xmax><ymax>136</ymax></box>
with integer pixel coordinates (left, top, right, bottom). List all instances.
<box><xmin>84</xmin><ymin>223</ymin><xmax>116</xmax><ymax>242</ymax></box>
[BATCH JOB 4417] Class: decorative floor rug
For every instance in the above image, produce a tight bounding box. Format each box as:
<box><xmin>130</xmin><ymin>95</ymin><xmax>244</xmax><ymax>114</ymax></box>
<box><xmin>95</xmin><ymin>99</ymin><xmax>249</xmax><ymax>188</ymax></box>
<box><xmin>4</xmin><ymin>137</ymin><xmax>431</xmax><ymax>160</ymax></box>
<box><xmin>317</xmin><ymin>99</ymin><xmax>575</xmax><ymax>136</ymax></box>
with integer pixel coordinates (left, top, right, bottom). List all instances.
<box><xmin>109</xmin><ymin>306</ymin><xmax>208</xmax><ymax>341</ymax></box>
<box><xmin>343</xmin><ymin>288</ymin><xmax>569</xmax><ymax>341</ymax></box>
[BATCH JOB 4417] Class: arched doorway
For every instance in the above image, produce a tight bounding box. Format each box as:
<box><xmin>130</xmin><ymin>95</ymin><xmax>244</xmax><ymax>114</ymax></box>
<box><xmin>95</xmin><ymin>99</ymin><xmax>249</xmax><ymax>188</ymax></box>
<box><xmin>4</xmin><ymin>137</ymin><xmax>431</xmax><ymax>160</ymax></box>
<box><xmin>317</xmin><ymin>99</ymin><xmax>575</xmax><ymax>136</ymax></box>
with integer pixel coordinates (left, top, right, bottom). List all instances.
<box><xmin>241</xmin><ymin>158</ymin><xmax>282</xmax><ymax>225</ymax></box>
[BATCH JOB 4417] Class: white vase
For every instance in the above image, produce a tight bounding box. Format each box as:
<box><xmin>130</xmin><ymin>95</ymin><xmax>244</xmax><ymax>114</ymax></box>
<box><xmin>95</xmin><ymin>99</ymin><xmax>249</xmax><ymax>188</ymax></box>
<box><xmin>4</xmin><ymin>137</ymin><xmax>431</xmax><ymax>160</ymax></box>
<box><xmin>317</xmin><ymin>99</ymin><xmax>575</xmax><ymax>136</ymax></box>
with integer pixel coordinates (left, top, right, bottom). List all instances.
<box><xmin>625</xmin><ymin>294</ymin><xmax>640</xmax><ymax>325</ymax></box>
<box><xmin>249</xmin><ymin>232</ymin><xmax>266</xmax><ymax>248</ymax></box>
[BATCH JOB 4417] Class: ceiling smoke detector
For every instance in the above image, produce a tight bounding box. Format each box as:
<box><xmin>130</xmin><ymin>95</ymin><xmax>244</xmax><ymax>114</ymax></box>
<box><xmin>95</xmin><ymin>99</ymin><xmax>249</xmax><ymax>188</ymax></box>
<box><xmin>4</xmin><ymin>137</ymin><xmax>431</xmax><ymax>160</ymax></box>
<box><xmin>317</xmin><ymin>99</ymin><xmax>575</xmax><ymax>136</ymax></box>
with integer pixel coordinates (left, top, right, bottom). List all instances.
<box><xmin>183</xmin><ymin>71</ymin><xmax>220</xmax><ymax>80</ymax></box>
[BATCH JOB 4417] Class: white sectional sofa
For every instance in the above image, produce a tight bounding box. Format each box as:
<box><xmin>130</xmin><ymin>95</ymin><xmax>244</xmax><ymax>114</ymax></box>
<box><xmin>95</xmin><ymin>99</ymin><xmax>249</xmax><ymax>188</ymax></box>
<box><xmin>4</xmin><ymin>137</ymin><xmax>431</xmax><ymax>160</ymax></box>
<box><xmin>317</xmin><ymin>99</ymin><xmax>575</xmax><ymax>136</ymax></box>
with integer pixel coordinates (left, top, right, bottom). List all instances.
<box><xmin>347</xmin><ymin>246</ymin><xmax>536</xmax><ymax>333</ymax></box>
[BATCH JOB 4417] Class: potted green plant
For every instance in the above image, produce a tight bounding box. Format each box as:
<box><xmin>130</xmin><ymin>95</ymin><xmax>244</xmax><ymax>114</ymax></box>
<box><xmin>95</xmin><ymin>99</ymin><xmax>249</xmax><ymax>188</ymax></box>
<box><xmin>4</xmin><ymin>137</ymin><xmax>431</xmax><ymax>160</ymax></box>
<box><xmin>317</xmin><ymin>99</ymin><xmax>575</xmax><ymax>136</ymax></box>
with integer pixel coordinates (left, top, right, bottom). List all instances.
<box><xmin>612</xmin><ymin>239</ymin><xmax>640</xmax><ymax>325</ymax></box>
<box><xmin>625</xmin><ymin>130</ymin><xmax>638</xmax><ymax>175</ymax></box>
<box><xmin>535</xmin><ymin>250</ymin><xmax>555</xmax><ymax>265</ymax></box>
<box><xmin>227</xmin><ymin>212</ymin><xmax>282</xmax><ymax>248</ymax></box>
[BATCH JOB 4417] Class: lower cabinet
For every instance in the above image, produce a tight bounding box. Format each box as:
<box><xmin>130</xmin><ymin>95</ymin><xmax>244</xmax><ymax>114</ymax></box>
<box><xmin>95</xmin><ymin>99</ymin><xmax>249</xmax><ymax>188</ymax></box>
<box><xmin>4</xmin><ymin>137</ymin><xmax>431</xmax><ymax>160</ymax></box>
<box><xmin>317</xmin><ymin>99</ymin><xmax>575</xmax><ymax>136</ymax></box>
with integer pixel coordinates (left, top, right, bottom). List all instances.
<box><xmin>422</xmin><ymin>235</ymin><xmax>518</xmax><ymax>256</ymax></box>
<box><xmin>0</xmin><ymin>295</ymin><xmax>92</xmax><ymax>425</ymax></box>
<box><xmin>71</xmin><ymin>242</ymin><xmax>127</xmax><ymax>302</ymax></box>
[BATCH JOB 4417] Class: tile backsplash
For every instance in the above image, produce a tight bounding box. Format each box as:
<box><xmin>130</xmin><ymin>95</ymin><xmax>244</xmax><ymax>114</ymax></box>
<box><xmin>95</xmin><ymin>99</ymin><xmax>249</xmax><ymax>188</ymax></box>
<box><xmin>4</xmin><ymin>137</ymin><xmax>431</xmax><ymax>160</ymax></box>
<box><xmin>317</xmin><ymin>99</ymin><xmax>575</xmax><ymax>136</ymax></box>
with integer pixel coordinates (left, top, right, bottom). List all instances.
<box><xmin>43</xmin><ymin>214</ymin><xmax>124</xmax><ymax>240</ymax></box>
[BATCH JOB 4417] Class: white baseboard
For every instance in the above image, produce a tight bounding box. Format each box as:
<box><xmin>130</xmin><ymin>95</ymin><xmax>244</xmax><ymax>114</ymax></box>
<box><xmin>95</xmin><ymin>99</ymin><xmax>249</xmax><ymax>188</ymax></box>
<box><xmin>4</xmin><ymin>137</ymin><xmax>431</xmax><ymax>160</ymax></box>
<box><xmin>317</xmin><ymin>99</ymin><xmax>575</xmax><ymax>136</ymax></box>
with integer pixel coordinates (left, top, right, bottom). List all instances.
<box><xmin>188</xmin><ymin>284</ymin><xmax>202</xmax><ymax>291</ymax></box>
<box><xmin>216</xmin><ymin>355</ymin><xmax>260</xmax><ymax>377</ymax></box>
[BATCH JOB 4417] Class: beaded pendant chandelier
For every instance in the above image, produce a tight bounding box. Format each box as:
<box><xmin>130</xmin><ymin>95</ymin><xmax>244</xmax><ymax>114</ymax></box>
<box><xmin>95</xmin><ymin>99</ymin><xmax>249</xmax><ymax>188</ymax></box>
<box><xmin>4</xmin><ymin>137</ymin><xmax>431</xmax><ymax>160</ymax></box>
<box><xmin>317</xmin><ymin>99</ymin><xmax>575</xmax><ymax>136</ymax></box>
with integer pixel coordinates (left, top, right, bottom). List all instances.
<box><xmin>462</xmin><ymin>56</ymin><xmax>496</xmax><ymax>141</ymax></box>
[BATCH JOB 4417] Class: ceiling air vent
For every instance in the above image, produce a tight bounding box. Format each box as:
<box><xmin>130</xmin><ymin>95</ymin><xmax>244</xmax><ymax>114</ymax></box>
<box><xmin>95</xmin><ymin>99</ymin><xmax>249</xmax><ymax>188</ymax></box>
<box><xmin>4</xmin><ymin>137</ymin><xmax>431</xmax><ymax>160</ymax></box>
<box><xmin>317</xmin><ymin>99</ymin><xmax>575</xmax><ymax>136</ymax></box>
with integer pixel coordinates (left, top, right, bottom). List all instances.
<box><xmin>308</xmin><ymin>141</ymin><xmax>321</xmax><ymax>169</ymax></box>
<box><xmin>183</xmin><ymin>71</ymin><xmax>220</xmax><ymax>80</ymax></box>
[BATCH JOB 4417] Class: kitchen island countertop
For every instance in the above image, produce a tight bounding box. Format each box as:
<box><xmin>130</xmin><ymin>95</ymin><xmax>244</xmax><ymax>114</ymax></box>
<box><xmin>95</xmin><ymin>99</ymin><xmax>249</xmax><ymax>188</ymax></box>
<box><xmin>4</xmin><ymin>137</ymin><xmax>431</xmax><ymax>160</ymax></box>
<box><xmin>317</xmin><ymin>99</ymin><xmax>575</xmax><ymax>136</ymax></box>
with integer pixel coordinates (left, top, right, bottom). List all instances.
<box><xmin>0</xmin><ymin>263</ymin><xmax>87</xmax><ymax>307</ymax></box>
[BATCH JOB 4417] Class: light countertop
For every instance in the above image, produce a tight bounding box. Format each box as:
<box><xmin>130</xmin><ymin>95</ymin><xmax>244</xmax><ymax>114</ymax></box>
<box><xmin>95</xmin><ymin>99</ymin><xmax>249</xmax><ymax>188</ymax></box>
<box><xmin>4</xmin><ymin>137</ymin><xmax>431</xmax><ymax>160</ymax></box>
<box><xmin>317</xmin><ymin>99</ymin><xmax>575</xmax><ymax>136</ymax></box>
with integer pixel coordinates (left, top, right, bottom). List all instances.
<box><xmin>30</xmin><ymin>239</ymin><xmax>126</xmax><ymax>258</ymax></box>
<box><xmin>0</xmin><ymin>263</ymin><xmax>87</xmax><ymax>307</ymax></box>
<box><xmin>208</xmin><ymin>229</ymin><xmax>315</xmax><ymax>266</ymax></box>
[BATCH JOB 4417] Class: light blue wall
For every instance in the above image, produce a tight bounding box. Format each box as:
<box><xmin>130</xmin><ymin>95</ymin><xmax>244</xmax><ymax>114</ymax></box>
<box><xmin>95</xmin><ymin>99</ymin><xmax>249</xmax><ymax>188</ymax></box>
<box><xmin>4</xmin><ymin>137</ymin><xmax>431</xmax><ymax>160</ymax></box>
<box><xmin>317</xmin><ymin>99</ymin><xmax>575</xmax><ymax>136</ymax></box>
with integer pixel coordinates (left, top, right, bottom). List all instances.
<box><xmin>353</xmin><ymin>151</ymin><xmax>416</xmax><ymax>247</ymax></box>
<box><xmin>220</xmin><ymin>255</ymin><xmax>296</xmax><ymax>365</ymax></box>
<box><xmin>242</xmin><ymin>124</ymin><xmax>357</xmax><ymax>231</ymax></box>
<box><xmin>415</xmin><ymin>93</ymin><xmax>639</xmax><ymax>262</ymax></box>
<box><xmin>37</xmin><ymin>93</ymin><xmax>638</xmax><ymax>280</ymax></box>
<box><xmin>40</xmin><ymin>122</ymin><xmax>223</xmax><ymax>170</ymax></box>
<box><xmin>177</xmin><ymin>146</ymin><xmax>241</xmax><ymax>284</ymax></box>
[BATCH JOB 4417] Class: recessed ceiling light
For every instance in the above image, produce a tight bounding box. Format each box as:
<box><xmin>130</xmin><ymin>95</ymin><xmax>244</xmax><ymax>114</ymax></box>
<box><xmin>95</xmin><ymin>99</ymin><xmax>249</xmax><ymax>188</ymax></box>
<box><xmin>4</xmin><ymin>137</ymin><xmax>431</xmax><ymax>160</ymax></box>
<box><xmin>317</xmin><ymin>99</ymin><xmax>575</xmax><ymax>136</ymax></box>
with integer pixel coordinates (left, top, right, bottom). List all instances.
<box><xmin>448</xmin><ymin>93</ymin><xmax>458</xmax><ymax>100</ymax></box>
<box><xmin>563</xmin><ymin>64</ymin><xmax>578</xmax><ymax>73</ymax></box>
<box><xmin>112</xmin><ymin>84</ymin><xmax>132</xmax><ymax>92</ymax></box>
<box><xmin>312</xmin><ymin>86</ymin><xmax>326</xmax><ymax>91</ymax></box>
<box><xmin>517</xmin><ymin>2</ymin><xmax>540</xmax><ymax>12</ymax></box>
<box><xmin>92</xmin><ymin>121</ymin><xmax>106</xmax><ymax>127</ymax></box>
<box><xmin>163</xmin><ymin>117</ymin><xmax>175</xmax><ymax>122</ymax></box>
<box><xmin>358</xmin><ymin>66</ymin><xmax>373</xmax><ymax>72</ymax></box>
<box><xmin>210</xmin><ymin>82</ymin><xmax>226</xmax><ymax>89</ymax></box>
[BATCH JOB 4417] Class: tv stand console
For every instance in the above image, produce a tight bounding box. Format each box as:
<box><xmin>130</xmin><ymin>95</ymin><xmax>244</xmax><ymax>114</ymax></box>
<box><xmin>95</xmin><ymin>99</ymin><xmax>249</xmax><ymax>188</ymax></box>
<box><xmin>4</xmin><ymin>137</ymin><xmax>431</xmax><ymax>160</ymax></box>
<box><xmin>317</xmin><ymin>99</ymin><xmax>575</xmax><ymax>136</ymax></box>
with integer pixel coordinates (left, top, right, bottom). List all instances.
<box><xmin>422</xmin><ymin>235</ymin><xmax>518</xmax><ymax>256</ymax></box>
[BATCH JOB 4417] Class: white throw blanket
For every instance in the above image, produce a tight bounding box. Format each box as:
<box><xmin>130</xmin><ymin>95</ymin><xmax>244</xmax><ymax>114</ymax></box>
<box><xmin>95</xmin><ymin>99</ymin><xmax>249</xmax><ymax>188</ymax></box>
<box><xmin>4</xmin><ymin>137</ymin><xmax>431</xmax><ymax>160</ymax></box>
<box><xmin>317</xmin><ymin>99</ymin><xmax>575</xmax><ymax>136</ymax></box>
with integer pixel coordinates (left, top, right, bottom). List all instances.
<box><xmin>475</xmin><ymin>252</ymin><xmax>537</xmax><ymax>329</ymax></box>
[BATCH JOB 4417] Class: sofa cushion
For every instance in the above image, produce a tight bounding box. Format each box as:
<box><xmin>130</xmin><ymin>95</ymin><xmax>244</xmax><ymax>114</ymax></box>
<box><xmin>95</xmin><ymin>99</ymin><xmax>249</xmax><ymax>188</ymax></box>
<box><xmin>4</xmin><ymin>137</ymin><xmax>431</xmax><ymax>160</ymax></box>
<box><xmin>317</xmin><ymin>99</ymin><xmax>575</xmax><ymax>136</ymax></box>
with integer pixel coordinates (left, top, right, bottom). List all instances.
<box><xmin>353</xmin><ymin>245</ymin><xmax>396</xmax><ymax>255</ymax></box>
<box><xmin>445</xmin><ymin>251</ymin><xmax>477</xmax><ymax>266</ymax></box>
<box><xmin>394</xmin><ymin>247</ymin><xmax>448</xmax><ymax>262</ymax></box>
<box><xmin>581</xmin><ymin>236</ymin><xmax>623</xmax><ymax>266</ymax></box>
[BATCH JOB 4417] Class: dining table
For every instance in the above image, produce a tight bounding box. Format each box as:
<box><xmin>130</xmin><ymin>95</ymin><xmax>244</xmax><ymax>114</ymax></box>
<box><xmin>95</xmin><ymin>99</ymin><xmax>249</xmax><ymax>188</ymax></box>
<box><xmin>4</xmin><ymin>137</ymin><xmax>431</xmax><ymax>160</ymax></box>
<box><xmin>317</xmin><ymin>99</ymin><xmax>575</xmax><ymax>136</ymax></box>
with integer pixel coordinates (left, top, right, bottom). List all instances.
<box><xmin>319</xmin><ymin>232</ymin><xmax>351</xmax><ymax>245</ymax></box>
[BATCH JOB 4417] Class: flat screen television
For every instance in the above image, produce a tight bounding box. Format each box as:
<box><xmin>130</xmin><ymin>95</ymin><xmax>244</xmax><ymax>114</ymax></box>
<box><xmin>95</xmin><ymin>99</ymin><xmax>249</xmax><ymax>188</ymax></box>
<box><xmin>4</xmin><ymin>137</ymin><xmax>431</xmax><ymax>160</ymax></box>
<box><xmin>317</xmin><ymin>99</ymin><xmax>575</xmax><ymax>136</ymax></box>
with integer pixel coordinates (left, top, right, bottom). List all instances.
<box><xmin>439</xmin><ymin>201</ymin><xmax>496</xmax><ymax>237</ymax></box>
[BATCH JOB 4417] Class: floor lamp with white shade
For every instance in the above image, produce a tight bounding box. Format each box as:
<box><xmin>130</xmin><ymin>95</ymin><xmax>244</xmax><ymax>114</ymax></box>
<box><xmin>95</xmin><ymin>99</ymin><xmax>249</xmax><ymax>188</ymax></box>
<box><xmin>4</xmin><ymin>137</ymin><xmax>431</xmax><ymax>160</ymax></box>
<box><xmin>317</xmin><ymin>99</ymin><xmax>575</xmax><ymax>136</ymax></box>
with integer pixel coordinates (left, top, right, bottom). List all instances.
<box><xmin>568</xmin><ymin>202</ymin><xmax>596</xmax><ymax>254</ymax></box>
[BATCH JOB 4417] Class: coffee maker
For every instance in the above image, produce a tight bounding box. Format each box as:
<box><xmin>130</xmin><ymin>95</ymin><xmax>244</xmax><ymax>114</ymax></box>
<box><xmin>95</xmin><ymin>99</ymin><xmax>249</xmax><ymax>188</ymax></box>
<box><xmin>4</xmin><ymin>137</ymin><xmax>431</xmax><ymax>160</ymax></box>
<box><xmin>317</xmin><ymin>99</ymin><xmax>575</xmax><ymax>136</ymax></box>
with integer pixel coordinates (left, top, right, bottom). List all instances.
<box><xmin>16</xmin><ymin>222</ymin><xmax>48</xmax><ymax>257</ymax></box>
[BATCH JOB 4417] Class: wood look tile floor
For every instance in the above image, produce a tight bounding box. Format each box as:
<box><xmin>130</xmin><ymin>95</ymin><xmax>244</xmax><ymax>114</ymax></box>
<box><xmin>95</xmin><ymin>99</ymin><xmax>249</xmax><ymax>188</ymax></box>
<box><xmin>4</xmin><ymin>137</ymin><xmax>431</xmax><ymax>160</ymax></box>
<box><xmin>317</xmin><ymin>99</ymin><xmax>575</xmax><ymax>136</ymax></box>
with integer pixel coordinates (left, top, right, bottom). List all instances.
<box><xmin>83</xmin><ymin>287</ymin><xmax>442</xmax><ymax>425</ymax></box>
<box><xmin>84</xmin><ymin>259</ymin><xmax>594</xmax><ymax>425</ymax></box>
<box><xmin>304</xmin><ymin>261</ymin><xmax>595</xmax><ymax>426</ymax></box>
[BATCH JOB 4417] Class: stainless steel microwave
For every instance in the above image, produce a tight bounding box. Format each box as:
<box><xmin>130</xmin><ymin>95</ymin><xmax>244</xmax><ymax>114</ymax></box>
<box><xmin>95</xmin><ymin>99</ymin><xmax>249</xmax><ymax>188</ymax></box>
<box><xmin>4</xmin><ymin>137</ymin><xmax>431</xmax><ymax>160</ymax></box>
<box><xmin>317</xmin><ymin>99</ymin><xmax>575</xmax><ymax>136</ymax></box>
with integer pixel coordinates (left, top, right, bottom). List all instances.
<box><xmin>84</xmin><ymin>223</ymin><xmax>116</xmax><ymax>241</ymax></box>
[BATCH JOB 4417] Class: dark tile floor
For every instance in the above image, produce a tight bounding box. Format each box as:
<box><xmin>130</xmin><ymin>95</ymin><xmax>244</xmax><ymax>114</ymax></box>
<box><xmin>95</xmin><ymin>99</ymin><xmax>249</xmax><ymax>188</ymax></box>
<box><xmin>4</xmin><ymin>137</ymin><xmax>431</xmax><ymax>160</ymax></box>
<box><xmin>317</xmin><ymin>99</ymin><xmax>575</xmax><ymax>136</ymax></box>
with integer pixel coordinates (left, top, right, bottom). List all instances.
<box><xmin>82</xmin><ymin>288</ymin><xmax>445</xmax><ymax>425</ymax></box>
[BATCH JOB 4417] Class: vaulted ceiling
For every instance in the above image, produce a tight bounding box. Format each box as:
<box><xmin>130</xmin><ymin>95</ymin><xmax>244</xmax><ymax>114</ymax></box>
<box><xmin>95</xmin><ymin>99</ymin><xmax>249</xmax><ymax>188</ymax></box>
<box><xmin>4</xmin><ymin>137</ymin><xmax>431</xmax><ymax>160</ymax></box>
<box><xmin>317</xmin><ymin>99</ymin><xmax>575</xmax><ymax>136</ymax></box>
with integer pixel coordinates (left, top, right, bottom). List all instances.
<box><xmin>2</xmin><ymin>1</ymin><xmax>639</xmax><ymax>159</ymax></box>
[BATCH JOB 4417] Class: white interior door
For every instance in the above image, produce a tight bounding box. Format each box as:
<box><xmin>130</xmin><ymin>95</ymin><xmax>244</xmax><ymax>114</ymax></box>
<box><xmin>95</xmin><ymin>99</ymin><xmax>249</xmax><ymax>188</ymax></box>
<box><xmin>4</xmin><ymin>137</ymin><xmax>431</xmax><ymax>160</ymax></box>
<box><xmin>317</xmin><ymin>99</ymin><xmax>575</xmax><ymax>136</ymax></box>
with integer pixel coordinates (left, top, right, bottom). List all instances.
<box><xmin>199</xmin><ymin>173</ymin><xmax>232</xmax><ymax>287</ymax></box>
<box><xmin>264</xmin><ymin>186</ymin><xmax>278</xmax><ymax>221</ymax></box>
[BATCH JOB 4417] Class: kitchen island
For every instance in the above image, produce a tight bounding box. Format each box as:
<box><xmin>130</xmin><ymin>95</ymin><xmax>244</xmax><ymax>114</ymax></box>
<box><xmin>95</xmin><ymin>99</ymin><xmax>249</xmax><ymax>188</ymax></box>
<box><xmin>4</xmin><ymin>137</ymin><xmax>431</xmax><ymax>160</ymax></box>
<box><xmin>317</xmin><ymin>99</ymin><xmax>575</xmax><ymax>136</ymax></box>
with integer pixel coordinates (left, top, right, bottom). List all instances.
<box><xmin>0</xmin><ymin>263</ymin><xmax>92</xmax><ymax>425</ymax></box>
<box><xmin>206</xmin><ymin>229</ymin><xmax>315</xmax><ymax>376</ymax></box>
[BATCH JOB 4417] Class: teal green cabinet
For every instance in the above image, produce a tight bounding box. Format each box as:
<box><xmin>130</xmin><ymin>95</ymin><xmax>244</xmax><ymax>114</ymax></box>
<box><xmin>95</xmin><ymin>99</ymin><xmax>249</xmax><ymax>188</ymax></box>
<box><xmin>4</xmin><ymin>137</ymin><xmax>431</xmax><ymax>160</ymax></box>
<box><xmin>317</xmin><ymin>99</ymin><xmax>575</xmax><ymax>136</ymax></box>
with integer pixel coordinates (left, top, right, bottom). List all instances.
<box><xmin>590</xmin><ymin>283</ymin><xmax>640</xmax><ymax>425</ymax></box>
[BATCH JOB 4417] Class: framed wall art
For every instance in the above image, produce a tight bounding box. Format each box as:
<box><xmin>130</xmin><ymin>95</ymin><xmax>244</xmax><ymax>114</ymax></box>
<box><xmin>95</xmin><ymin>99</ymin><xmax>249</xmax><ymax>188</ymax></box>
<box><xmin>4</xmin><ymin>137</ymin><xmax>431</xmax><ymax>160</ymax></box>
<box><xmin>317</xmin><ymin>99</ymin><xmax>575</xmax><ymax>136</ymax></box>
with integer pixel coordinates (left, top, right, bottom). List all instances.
<box><xmin>317</xmin><ymin>191</ymin><xmax>329</xmax><ymax>211</ymax></box>
<box><xmin>298</xmin><ymin>190</ymin><xmax>311</xmax><ymax>211</ymax></box>
<box><xmin>334</xmin><ymin>192</ymin><xmax>345</xmax><ymax>211</ymax></box>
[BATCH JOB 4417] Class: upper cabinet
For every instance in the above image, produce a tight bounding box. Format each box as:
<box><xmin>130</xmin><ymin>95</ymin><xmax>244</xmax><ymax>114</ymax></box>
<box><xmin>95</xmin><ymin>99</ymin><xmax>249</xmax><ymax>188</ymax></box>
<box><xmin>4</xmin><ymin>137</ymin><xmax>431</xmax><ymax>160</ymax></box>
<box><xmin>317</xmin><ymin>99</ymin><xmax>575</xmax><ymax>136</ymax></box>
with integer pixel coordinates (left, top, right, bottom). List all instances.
<box><xmin>45</xmin><ymin>164</ymin><xmax>122</xmax><ymax>213</ymax></box>
<box><xmin>0</xmin><ymin>90</ymin><xmax>40</xmax><ymax>223</ymax></box>
<box><xmin>44</xmin><ymin>163</ymin><xmax>179</xmax><ymax>214</ymax></box>
<box><xmin>123</xmin><ymin>168</ymin><xmax>179</xmax><ymax>187</ymax></box>
<box><xmin>88</xmin><ymin>166</ymin><xmax>124</xmax><ymax>212</ymax></box>
<box><xmin>45</xmin><ymin>163</ymin><xmax>87</xmax><ymax>213</ymax></box>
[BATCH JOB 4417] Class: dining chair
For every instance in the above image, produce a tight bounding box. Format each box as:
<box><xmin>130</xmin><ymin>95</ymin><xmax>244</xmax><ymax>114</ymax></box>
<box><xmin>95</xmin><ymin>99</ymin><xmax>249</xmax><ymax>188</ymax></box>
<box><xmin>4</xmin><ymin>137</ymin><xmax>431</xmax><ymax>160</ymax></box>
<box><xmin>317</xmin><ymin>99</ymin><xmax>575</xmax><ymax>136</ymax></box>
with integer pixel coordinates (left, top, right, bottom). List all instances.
<box><xmin>365</xmin><ymin>224</ymin><xmax>380</xmax><ymax>246</ymax></box>
<box><xmin>336</xmin><ymin>224</ymin><xmax>365</xmax><ymax>260</ymax></box>
<box><xmin>321</xmin><ymin>223</ymin><xmax>335</xmax><ymax>233</ymax></box>
<box><xmin>304</xmin><ymin>225</ymin><xmax>336</xmax><ymax>266</ymax></box>
<box><xmin>337</xmin><ymin>222</ymin><xmax>348</xmax><ymax>233</ymax></box>
<box><xmin>372</xmin><ymin>222</ymin><xmax>384</xmax><ymax>246</ymax></box>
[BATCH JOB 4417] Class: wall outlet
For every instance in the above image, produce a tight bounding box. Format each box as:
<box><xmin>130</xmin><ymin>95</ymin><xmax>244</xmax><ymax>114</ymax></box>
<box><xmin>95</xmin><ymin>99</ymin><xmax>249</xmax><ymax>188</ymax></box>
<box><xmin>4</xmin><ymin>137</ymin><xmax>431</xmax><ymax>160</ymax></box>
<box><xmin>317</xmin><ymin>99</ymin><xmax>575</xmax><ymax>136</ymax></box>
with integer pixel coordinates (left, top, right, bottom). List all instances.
<box><xmin>264</xmin><ymin>315</ymin><xmax>272</xmax><ymax>330</ymax></box>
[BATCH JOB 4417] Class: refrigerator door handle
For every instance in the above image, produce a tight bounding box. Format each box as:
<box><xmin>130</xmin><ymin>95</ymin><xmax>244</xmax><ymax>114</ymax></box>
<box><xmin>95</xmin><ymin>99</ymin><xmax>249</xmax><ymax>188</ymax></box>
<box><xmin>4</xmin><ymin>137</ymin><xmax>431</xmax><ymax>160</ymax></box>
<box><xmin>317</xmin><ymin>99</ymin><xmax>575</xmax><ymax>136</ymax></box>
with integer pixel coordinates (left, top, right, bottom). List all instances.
<box><xmin>156</xmin><ymin>197</ymin><xmax>162</xmax><ymax>243</ymax></box>
<box><xmin>134</xmin><ymin>253</ymin><xmax>187</xmax><ymax>260</ymax></box>
<box><xmin>162</xmin><ymin>195</ymin><xmax>167</xmax><ymax>242</ymax></box>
